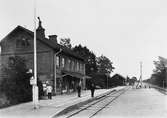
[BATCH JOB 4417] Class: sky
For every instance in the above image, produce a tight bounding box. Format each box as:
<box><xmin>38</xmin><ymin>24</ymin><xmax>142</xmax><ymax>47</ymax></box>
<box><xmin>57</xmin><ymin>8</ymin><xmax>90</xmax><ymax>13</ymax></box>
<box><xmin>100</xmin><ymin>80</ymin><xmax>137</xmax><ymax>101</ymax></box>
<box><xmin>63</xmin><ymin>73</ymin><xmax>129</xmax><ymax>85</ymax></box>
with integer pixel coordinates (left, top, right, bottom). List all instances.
<box><xmin>0</xmin><ymin>0</ymin><xmax>167</xmax><ymax>79</ymax></box>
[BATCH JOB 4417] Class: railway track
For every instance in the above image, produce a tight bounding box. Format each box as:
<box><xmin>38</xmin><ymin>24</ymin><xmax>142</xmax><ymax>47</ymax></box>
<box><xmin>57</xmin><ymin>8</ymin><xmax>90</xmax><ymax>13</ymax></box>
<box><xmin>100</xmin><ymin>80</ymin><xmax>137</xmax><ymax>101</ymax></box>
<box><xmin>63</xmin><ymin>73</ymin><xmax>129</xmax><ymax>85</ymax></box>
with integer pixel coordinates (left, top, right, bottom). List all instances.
<box><xmin>58</xmin><ymin>87</ymin><xmax>129</xmax><ymax>118</ymax></box>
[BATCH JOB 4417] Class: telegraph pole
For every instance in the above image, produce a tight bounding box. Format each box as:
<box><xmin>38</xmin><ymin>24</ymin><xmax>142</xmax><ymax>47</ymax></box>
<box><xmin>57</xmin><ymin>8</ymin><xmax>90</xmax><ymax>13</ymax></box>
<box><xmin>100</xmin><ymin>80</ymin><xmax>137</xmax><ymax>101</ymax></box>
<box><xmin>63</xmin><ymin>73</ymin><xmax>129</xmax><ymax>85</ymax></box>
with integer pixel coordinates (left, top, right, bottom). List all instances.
<box><xmin>136</xmin><ymin>62</ymin><xmax>143</xmax><ymax>88</ymax></box>
<box><xmin>140</xmin><ymin>61</ymin><xmax>142</xmax><ymax>87</ymax></box>
<box><xmin>33</xmin><ymin>0</ymin><xmax>39</xmax><ymax>109</ymax></box>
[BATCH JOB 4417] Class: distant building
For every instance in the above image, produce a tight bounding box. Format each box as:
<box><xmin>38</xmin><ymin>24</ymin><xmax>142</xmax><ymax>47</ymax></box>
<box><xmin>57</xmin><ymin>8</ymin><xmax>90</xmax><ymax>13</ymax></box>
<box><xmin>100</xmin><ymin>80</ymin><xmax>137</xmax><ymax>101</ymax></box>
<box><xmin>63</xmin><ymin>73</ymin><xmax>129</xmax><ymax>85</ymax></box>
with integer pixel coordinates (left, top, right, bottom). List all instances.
<box><xmin>0</xmin><ymin>19</ymin><xmax>86</xmax><ymax>94</ymax></box>
<box><xmin>110</xmin><ymin>74</ymin><xmax>126</xmax><ymax>86</ymax></box>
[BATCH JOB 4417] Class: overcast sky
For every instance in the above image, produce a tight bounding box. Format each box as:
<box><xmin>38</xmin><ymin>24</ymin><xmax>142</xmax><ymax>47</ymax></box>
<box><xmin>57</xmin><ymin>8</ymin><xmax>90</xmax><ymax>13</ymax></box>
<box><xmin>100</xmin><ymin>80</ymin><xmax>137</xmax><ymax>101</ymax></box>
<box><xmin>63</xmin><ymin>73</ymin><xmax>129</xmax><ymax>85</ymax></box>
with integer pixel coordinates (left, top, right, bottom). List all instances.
<box><xmin>0</xmin><ymin>0</ymin><xmax>167</xmax><ymax>79</ymax></box>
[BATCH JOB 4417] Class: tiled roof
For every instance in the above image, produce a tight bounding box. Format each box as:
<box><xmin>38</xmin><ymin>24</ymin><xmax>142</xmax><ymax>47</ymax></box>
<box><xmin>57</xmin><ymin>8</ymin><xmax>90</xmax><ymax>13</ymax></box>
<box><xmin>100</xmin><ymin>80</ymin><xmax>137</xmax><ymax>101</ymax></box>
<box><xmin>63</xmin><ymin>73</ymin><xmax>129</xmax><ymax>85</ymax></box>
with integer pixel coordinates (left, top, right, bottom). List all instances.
<box><xmin>1</xmin><ymin>25</ymin><xmax>84</xmax><ymax>61</ymax></box>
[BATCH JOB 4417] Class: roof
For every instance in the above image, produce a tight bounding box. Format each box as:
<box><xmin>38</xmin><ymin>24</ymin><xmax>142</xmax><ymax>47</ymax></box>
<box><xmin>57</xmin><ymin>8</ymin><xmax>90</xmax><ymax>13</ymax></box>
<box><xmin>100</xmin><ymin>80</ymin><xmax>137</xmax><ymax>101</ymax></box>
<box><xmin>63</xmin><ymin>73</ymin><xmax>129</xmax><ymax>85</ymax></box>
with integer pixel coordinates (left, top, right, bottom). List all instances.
<box><xmin>0</xmin><ymin>25</ymin><xmax>84</xmax><ymax>61</ymax></box>
<box><xmin>61</xmin><ymin>70</ymin><xmax>84</xmax><ymax>79</ymax></box>
<box><xmin>111</xmin><ymin>73</ymin><xmax>126</xmax><ymax>79</ymax></box>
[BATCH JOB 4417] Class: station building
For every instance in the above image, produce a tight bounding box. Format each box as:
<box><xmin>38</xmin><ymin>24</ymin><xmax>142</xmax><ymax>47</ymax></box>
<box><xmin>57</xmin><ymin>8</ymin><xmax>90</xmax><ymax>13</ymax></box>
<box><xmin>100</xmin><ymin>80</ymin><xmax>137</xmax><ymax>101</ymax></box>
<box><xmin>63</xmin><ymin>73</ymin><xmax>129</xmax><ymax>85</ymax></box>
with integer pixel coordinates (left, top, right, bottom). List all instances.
<box><xmin>0</xmin><ymin>19</ymin><xmax>86</xmax><ymax>94</ymax></box>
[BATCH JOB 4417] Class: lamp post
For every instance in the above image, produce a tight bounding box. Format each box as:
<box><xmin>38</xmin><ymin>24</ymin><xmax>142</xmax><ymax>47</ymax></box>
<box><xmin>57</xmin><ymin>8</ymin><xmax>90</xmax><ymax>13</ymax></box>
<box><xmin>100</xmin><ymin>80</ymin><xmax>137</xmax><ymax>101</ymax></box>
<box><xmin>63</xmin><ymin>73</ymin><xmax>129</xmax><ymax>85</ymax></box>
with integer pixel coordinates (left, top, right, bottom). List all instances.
<box><xmin>32</xmin><ymin>0</ymin><xmax>39</xmax><ymax>109</ymax></box>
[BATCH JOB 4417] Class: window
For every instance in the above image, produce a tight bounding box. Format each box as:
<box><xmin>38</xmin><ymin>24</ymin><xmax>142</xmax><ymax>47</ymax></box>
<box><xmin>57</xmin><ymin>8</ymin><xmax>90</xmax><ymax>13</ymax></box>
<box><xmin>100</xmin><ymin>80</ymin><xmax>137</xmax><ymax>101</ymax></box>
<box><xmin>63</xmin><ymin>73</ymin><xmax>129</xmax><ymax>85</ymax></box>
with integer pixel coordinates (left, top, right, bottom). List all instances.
<box><xmin>68</xmin><ymin>59</ymin><xmax>71</xmax><ymax>70</ymax></box>
<box><xmin>16</xmin><ymin>36</ymin><xmax>30</xmax><ymax>48</ymax></box>
<box><xmin>74</xmin><ymin>61</ymin><xmax>76</xmax><ymax>71</ymax></box>
<box><xmin>62</xmin><ymin>57</ymin><xmax>65</xmax><ymax>68</ymax></box>
<box><xmin>82</xmin><ymin>64</ymin><xmax>84</xmax><ymax>73</ymax></box>
<box><xmin>77</xmin><ymin>62</ymin><xmax>79</xmax><ymax>72</ymax></box>
<box><xmin>16</xmin><ymin>40</ymin><xmax>22</xmax><ymax>48</ymax></box>
<box><xmin>71</xmin><ymin>61</ymin><xmax>74</xmax><ymax>71</ymax></box>
<box><xmin>80</xmin><ymin>63</ymin><xmax>82</xmax><ymax>72</ymax></box>
<box><xmin>56</xmin><ymin>56</ymin><xmax>60</xmax><ymax>67</ymax></box>
<box><xmin>8</xmin><ymin>57</ymin><xmax>15</xmax><ymax>65</ymax></box>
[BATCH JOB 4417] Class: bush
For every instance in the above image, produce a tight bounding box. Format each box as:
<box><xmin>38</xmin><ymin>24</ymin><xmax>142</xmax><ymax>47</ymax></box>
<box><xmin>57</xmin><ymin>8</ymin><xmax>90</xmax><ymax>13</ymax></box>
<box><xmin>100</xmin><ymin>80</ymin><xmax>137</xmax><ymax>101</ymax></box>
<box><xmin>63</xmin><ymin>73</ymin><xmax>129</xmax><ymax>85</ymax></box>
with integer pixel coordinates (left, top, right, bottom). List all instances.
<box><xmin>90</xmin><ymin>73</ymin><xmax>106</xmax><ymax>89</ymax></box>
<box><xmin>0</xmin><ymin>56</ymin><xmax>43</xmax><ymax>106</ymax></box>
<box><xmin>0</xmin><ymin>94</ymin><xmax>10</xmax><ymax>108</ymax></box>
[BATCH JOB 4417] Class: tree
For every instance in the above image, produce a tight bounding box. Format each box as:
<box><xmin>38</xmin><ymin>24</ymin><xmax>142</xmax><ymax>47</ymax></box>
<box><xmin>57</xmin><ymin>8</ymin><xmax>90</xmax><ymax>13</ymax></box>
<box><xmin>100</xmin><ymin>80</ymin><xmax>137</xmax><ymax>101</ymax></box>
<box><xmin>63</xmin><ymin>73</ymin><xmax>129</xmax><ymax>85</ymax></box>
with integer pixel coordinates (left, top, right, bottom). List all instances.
<box><xmin>60</xmin><ymin>38</ymin><xmax>72</xmax><ymax>49</ymax></box>
<box><xmin>73</xmin><ymin>44</ymin><xmax>98</xmax><ymax>75</ymax></box>
<box><xmin>91</xmin><ymin>73</ymin><xmax>107</xmax><ymax>88</ymax></box>
<box><xmin>73</xmin><ymin>45</ymin><xmax>116</xmax><ymax>88</ymax></box>
<box><xmin>97</xmin><ymin>55</ymin><xmax>115</xmax><ymax>74</ymax></box>
<box><xmin>129</xmin><ymin>76</ymin><xmax>137</xmax><ymax>85</ymax></box>
<box><xmin>150</xmin><ymin>56</ymin><xmax>167</xmax><ymax>87</ymax></box>
<box><xmin>0</xmin><ymin>56</ymin><xmax>43</xmax><ymax>105</ymax></box>
<box><xmin>126</xmin><ymin>76</ymin><xmax>130</xmax><ymax>82</ymax></box>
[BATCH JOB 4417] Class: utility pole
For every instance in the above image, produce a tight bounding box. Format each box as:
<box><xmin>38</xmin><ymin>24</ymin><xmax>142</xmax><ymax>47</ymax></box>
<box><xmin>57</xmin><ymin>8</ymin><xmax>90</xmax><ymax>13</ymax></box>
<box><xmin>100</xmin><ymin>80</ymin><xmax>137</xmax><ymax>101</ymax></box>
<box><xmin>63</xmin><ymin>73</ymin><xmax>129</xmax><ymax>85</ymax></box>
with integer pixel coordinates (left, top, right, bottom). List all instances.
<box><xmin>33</xmin><ymin>0</ymin><xmax>39</xmax><ymax>109</ymax></box>
<box><xmin>136</xmin><ymin>62</ymin><xmax>142</xmax><ymax>88</ymax></box>
<box><xmin>140</xmin><ymin>61</ymin><xmax>142</xmax><ymax>87</ymax></box>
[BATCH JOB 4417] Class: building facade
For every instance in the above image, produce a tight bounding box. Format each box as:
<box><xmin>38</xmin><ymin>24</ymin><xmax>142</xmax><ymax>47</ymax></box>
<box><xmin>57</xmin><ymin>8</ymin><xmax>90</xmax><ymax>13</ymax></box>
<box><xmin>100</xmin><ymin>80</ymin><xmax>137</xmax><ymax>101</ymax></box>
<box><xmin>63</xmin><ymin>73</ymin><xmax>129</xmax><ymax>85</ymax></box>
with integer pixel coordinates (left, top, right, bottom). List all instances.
<box><xmin>110</xmin><ymin>74</ymin><xmax>126</xmax><ymax>86</ymax></box>
<box><xmin>0</xmin><ymin>20</ymin><xmax>86</xmax><ymax>94</ymax></box>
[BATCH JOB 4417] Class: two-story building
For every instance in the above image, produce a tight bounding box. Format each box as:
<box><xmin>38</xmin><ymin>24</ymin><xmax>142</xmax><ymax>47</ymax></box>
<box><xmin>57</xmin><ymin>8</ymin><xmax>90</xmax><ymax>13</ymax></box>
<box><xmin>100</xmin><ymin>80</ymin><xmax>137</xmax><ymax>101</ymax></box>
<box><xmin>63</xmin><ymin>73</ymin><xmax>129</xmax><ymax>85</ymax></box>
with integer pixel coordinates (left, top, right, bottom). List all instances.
<box><xmin>0</xmin><ymin>19</ymin><xmax>86</xmax><ymax>94</ymax></box>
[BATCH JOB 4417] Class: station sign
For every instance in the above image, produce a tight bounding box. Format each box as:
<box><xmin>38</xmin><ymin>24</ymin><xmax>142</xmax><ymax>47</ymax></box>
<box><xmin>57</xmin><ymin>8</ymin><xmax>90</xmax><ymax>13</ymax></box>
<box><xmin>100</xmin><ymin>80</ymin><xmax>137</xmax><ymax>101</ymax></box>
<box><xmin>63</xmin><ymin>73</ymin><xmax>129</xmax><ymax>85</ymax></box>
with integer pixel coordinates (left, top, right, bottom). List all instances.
<box><xmin>30</xmin><ymin>76</ymin><xmax>36</xmax><ymax>85</ymax></box>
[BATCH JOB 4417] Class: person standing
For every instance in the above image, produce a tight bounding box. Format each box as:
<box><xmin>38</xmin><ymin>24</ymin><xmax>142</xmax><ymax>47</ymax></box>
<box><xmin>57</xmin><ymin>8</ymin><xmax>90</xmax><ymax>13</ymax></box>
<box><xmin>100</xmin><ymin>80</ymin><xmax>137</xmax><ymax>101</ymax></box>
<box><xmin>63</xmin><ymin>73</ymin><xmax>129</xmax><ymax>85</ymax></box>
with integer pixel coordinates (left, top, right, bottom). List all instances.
<box><xmin>47</xmin><ymin>84</ymin><xmax>52</xmax><ymax>99</ymax></box>
<box><xmin>77</xmin><ymin>82</ymin><xmax>81</xmax><ymax>97</ymax></box>
<box><xmin>90</xmin><ymin>83</ymin><xmax>95</xmax><ymax>97</ymax></box>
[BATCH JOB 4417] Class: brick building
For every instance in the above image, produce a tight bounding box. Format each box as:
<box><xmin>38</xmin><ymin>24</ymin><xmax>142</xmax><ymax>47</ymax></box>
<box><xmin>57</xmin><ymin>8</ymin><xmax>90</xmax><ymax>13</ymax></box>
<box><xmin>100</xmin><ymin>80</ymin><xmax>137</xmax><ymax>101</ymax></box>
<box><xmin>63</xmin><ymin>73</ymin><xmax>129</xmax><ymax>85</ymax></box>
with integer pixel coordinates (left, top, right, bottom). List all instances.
<box><xmin>0</xmin><ymin>19</ymin><xmax>86</xmax><ymax>94</ymax></box>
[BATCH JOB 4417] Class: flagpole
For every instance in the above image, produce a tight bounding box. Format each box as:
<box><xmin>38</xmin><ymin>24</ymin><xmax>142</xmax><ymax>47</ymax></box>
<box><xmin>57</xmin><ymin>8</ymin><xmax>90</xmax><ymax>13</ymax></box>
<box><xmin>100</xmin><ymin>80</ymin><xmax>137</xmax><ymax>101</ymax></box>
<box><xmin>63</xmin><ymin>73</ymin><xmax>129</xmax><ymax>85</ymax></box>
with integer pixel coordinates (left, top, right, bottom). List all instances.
<box><xmin>33</xmin><ymin>0</ymin><xmax>39</xmax><ymax>109</ymax></box>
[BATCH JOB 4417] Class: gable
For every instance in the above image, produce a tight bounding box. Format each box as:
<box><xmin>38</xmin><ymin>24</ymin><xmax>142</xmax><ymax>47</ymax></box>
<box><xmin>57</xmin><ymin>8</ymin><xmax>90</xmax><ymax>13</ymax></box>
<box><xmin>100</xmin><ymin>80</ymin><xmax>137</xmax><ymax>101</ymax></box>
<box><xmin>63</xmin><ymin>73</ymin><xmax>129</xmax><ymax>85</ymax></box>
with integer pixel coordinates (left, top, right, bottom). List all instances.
<box><xmin>0</xmin><ymin>26</ymin><xmax>53</xmax><ymax>54</ymax></box>
<box><xmin>0</xmin><ymin>25</ymin><xmax>84</xmax><ymax>61</ymax></box>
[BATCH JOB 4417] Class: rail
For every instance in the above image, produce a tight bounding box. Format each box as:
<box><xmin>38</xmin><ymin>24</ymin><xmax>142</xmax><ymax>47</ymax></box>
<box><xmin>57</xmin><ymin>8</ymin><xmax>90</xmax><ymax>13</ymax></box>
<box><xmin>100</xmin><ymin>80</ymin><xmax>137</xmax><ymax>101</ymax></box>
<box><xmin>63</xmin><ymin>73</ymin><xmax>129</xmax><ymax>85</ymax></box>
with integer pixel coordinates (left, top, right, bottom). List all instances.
<box><xmin>55</xmin><ymin>86</ymin><xmax>129</xmax><ymax>118</ymax></box>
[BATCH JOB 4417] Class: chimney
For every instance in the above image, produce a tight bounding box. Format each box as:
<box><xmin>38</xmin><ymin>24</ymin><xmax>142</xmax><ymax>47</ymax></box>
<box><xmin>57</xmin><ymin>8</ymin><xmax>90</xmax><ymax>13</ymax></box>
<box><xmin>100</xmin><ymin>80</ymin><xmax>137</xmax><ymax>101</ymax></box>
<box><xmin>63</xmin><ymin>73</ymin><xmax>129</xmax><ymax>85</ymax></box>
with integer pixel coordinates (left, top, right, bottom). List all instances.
<box><xmin>49</xmin><ymin>35</ymin><xmax>57</xmax><ymax>43</ymax></box>
<box><xmin>36</xmin><ymin>17</ymin><xmax>45</xmax><ymax>39</ymax></box>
